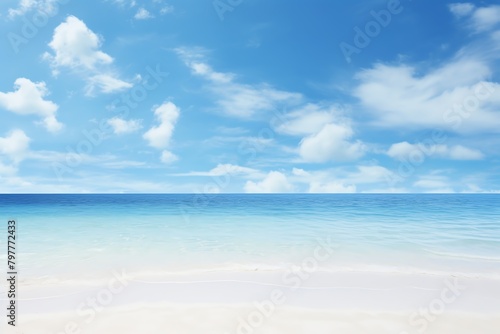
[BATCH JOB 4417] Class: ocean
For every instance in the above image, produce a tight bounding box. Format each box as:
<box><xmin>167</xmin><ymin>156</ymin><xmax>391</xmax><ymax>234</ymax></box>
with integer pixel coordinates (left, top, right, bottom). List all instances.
<box><xmin>1</xmin><ymin>194</ymin><xmax>499</xmax><ymax>282</ymax></box>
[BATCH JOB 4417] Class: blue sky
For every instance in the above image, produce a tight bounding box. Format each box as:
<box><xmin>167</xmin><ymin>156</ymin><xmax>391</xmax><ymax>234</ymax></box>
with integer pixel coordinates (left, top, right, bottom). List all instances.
<box><xmin>0</xmin><ymin>0</ymin><xmax>499</xmax><ymax>193</ymax></box>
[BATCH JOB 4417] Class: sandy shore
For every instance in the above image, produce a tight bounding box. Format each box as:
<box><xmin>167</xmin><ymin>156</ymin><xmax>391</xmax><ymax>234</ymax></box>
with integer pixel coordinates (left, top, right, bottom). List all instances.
<box><xmin>2</xmin><ymin>269</ymin><xmax>500</xmax><ymax>333</ymax></box>
<box><xmin>13</xmin><ymin>305</ymin><xmax>500</xmax><ymax>334</ymax></box>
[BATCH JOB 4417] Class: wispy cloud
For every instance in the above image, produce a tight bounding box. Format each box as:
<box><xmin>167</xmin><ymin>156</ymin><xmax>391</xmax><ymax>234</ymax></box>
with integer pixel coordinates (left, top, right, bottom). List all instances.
<box><xmin>8</xmin><ymin>0</ymin><xmax>61</xmax><ymax>18</ymax></box>
<box><xmin>449</xmin><ymin>3</ymin><xmax>500</xmax><ymax>32</ymax></box>
<box><xmin>353</xmin><ymin>59</ymin><xmax>500</xmax><ymax>133</ymax></box>
<box><xmin>387</xmin><ymin>142</ymin><xmax>484</xmax><ymax>161</ymax></box>
<box><xmin>175</xmin><ymin>47</ymin><xmax>302</xmax><ymax>118</ymax></box>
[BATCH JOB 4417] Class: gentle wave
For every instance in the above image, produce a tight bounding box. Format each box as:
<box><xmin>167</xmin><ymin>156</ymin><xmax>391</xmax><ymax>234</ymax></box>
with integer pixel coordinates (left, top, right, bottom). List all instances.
<box><xmin>424</xmin><ymin>249</ymin><xmax>500</xmax><ymax>262</ymax></box>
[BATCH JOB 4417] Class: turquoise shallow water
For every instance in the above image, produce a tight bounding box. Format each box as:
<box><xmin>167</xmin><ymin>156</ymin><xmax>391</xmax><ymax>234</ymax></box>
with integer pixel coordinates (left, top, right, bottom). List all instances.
<box><xmin>0</xmin><ymin>194</ymin><xmax>499</xmax><ymax>280</ymax></box>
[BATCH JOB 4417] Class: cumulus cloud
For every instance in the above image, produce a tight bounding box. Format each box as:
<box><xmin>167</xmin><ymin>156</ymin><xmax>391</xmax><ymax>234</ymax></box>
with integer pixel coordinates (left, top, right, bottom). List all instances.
<box><xmin>275</xmin><ymin>103</ymin><xmax>365</xmax><ymax>163</ymax></box>
<box><xmin>107</xmin><ymin>117</ymin><xmax>142</xmax><ymax>134</ymax></box>
<box><xmin>353</xmin><ymin>59</ymin><xmax>500</xmax><ymax>133</ymax></box>
<box><xmin>387</xmin><ymin>141</ymin><xmax>484</xmax><ymax>160</ymax></box>
<box><xmin>299</xmin><ymin>123</ymin><xmax>365</xmax><ymax>163</ymax></box>
<box><xmin>0</xmin><ymin>78</ymin><xmax>62</xmax><ymax>132</ymax></box>
<box><xmin>44</xmin><ymin>16</ymin><xmax>131</xmax><ymax>94</ymax></box>
<box><xmin>143</xmin><ymin>102</ymin><xmax>180</xmax><ymax>149</ymax></box>
<box><xmin>175</xmin><ymin>47</ymin><xmax>302</xmax><ymax>118</ymax></box>
<box><xmin>45</xmin><ymin>16</ymin><xmax>112</xmax><ymax>70</ymax></box>
<box><xmin>291</xmin><ymin>165</ymin><xmax>398</xmax><ymax>193</ymax></box>
<box><xmin>176</xmin><ymin>48</ymin><xmax>366</xmax><ymax>164</ymax></box>
<box><xmin>0</xmin><ymin>129</ymin><xmax>31</xmax><ymax>163</ymax></box>
<box><xmin>244</xmin><ymin>171</ymin><xmax>294</xmax><ymax>193</ymax></box>
<box><xmin>143</xmin><ymin>102</ymin><xmax>180</xmax><ymax>164</ymax></box>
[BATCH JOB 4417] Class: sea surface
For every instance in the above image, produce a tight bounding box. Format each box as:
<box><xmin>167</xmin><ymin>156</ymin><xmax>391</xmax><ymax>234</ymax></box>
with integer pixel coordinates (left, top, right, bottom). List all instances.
<box><xmin>0</xmin><ymin>194</ymin><xmax>499</xmax><ymax>281</ymax></box>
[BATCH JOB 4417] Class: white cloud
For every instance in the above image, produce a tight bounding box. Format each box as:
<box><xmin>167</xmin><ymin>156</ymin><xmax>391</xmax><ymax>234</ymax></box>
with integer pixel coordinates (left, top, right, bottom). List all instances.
<box><xmin>450</xmin><ymin>3</ymin><xmax>500</xmax><ymax>32</ymax></box>
<box><xmin>101</xmin><ymin>160</ymin><xmax>146</xmax><ymax>169</ymax></box>
<box><xmin>177</xmin><ymin>164</ymin><xmax>262</xmax><ymax>178</ymax></box>
<box><xmin>344</xmin><ymin>165</ymin><xmax>396</xmax><ymax>184</ymax></box>
<box><xmin>175</xmin><ymin>47</ymin><xmax>302</xmax><ymax>118</ymax></box>
<box><xmin>8</xmin><ymin>0</ymin><xmax>61</xmax><ymax>18</ymax></box>
<box><xmin>160</xmin><ymin>5</ymin><xmax>174</xmax><ymax>15</ymax></box>
<box><xmin>211</xmin><ymin>164</ymin><xmax>260</xmax><ymax>177</ymax></box>
<box><xmin>274</xmin><ymin>103</ymin><xmax>365</xmax><ymax>164</ymax></box>
<box><xmin>471</xmin><ymin>5</ymin><xmax>500</xmax><ymax>32</ymax></box>
<box><xmin>447</xmin><ymin>145</ymin><xmax>484</xmax><ymax>160</ymax></box>
<box><xmin>0</xmin><ymin>162</ymin><xmax>18</xmax><ymax>176</ymax></box>
<box><xmin>176</xmin><ymin>48</ymin><xmax>365</xmax><ymax>165</ymax></box>
<box><xmin>244</xmin><ymin>171</ymin><xmax>294</xmax><ymax>193</ymax></box>
<box><xmin>134</xmin><ymin>8</ymin><xmax>153</xmax><ymax>19</ymax></box>
<box><xmin>362</xmin><ymin>187</ymin><xmax>409</xmax><ymax>193</ymax></box>
<box><xmin>274</xmin><ymin>103</ymin><xmax>338</xmax><ymax>136</ymax></box>
<box><xmin>44</xmin><ymin>16</ymin><xmax>131</xmax><ymax>94</ymax></box>
<box><xmin>109</xmin><ymin>0</ymin><xmax>136</xmax><ymax>7</ymax></box>
<box><xmin>205</xmin><ymin>135</ymin><xmax>273</xmax><ymax>149</ymax></box>
<box><xmin>144</xmin><ymin>102</ymin><xmax>179</xmax><ymax>151</ymax></box>
<box><xmin>107</xmin><ymin>117</ymin><xmax>142</xmax><ymax>134</ymax></box>
<box><xmin>308</xmin><ymin>181</ymin><xmax>356</xmax><ymax>193</ymax></box>
<box><xmin>291</xmin><ymin>165</ymin><xmax>397</xmax><ymax>193</ymax></box>
<box><xmin>160</xmin><ymin>150</ymin><xmax>178</xmax><ymax>164</ymax></box>
<box><xmin>45</xmin><ymin>16</ymin><xmax>113</xmax><ymax>70</ymax></box>
<box><xmin>414</xmin><ymin>175</ymin><xmax>454</xmax><ymax>193</ymax></box>
<box><xmin>449</xmin><ymin>3</ymin><xmax>475</xmax><ymax>18</ymax></box>
<box><xmin>299</xmin><ymin>123</ymin><xmax>365</xmax><ymax>163</ymax></box>
<box><xmin>0</xmin><ymin>129</ymin><xmax>31</xmax><ymax>163</ymax></box>
<box><xmin>291</xmin><ymin>167</ymin><xmax>309</xmax><ymax>177</ymax></box>
<box><xmin>387</xmin><ymin>142</ymin><xmax>421</xmax><ymax>160</ymax></box>
<box><xmin>387</xmin><ymin>142</ymin><xmax>484</xmax><ymax>160</ymax></box>
<box><xmin>189</xmin><ymin>61</ymin><xmax>235</xmax><ymax>84</ymax></box>
<box><xmin>0</xmin><ymin>78</ymin><xmax>62</xmax><ymax>132</ymax></box>
<box><xmin>354</xmin><ymin>59</ymin><xmax>500</xmax><ymax>133</ymax></box>
<box><xmin>86</xmin><ymin>74</ymin><xmax>133</xmax><ymax>95</ymax></box>
<box><xmin>213</xmin><ymin>83</ymin><xmax>299</xmax><ymax>118</ymax></box>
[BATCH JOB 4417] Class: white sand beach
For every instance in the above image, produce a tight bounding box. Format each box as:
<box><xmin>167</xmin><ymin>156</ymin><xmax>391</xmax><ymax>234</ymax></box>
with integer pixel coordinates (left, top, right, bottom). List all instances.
<box><xmin>3</xmin><ymin>269</ymin><xmax>500</xmax><ymax>333</ymax></box>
